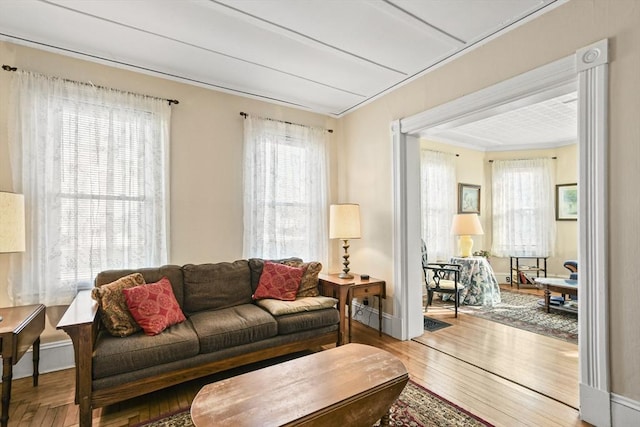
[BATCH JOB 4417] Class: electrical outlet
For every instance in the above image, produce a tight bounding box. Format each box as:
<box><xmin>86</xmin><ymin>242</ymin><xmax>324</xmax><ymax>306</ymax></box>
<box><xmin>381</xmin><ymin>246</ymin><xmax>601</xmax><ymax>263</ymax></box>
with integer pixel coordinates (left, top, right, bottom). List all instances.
<box><xmin>506</xmin><ymin>276</ymin><xmax>511</xmax><ymax>283</ymax></box>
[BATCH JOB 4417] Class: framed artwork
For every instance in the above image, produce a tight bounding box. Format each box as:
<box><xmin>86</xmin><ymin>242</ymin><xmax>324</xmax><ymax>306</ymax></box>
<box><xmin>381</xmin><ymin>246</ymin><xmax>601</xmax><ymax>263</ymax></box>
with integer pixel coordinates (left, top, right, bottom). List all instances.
<box><xmin>458</xmin><ymin>183</ymin><xmax>481</xmax><ymax>214</ymax></box>
<box><xmin>556</xmin><ymin>183</ymin><xmax>578</xmax><ymax>220</ymax></box>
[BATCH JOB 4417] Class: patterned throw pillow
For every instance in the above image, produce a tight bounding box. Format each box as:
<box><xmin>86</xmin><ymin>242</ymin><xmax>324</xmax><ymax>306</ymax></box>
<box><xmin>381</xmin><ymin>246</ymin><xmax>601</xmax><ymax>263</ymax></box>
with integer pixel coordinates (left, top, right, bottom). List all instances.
<box><xmin>283</xmin><ymin>260</ymin><xmax>322</xmax><ymax>297</ymax></box>
<box><xmin>122</xmin><ymin>277</ymin><xmax>186</xmax><ymax>336</ymax></box>
<box><xmin>91</xmin><ymin>273</ymin><xmax>145</xmax><ymax>337</ymax></box>
<box><xmin>253</xmin><ymin>261</ymin><xmax>304</xmax><ymax>301</ymax></box>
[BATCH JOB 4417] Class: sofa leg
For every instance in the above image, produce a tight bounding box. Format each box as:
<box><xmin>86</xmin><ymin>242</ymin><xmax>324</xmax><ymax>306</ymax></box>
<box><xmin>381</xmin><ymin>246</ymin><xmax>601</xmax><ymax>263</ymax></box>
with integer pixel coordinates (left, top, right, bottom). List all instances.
<box><xmin>79</xmin><ymin>398</ymin><xmax>92</xmax><ymax>427</ymax></box>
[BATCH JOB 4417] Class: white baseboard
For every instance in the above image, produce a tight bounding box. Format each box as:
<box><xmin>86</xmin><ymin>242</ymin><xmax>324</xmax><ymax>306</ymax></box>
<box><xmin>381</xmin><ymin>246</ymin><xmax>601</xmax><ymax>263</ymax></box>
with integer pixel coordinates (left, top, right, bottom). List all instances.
<box><xmin>351</xmin><ymin>300</ymin><xmax>403</xmax><ymax>340</ymax></box>
<box><xmin>612</xmin><ymin>393</ymin><xmax>640</xmax><ymax>426</ymax></box>
<box><xmin>3</xmin><ymin>339</ymin><xmax>75</xmax><ymax>381</ymax></box>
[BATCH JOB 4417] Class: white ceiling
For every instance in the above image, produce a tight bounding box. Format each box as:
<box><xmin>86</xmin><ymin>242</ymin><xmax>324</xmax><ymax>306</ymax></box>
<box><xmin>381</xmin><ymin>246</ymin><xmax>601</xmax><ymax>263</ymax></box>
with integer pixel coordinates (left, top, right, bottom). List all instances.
<box><xmin>0</xmin><ymin>0</ymin><xmax>562</xmax><ymax>117</ymax></box>
<box><xmin>420</xmin><ymin>90</ymin><xmax>578</xmax><ymax>151</ymax></box>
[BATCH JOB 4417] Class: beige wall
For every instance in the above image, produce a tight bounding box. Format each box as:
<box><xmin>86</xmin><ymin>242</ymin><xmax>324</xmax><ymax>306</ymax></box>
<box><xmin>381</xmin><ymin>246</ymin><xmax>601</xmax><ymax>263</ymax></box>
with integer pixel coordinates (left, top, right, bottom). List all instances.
<box><xmin>0</xmin><ymin>41</ymin><xmax>337</xmax><ymax>341</ymax></box>
<box><xmin>340</xmin><ymin>0</ymin><xmax>640</xmax><ymax>400</ymax></box>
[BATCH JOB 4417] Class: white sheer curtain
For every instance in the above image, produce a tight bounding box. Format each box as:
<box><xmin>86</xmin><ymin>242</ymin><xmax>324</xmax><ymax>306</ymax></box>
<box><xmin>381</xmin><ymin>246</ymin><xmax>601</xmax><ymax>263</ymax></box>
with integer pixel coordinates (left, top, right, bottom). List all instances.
<box><xmin>491</xmin><ymin>158</ymin><xmax>555</xmax><ymax>257</ymax></box>
<box><xmin>9</xmin><ymin>71</ymin><xmax>170</xmax><ymax>306</ymax></box>
<box><xmin>420</xmin><ymin>150</ymin><xmax>457</xmax><ymax>262</ymax></box>
<box><xmin>243</xmin><ymin>116</ymin><xmax>329</xmax><ymax>265</ymax></box>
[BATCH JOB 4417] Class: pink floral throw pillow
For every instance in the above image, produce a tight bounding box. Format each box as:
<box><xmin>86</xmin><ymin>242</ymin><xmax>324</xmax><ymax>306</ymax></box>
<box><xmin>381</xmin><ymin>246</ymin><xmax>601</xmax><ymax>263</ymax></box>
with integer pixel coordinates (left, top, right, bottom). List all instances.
<box><xmin>253</xmin><ymin>261</ymin><xmax>304</xmax><ymax>301</ymax></box>
<box><xmin>123</xmin><ymin>277</ymin><xmax>186</xmax><ymax>336</ymax></box>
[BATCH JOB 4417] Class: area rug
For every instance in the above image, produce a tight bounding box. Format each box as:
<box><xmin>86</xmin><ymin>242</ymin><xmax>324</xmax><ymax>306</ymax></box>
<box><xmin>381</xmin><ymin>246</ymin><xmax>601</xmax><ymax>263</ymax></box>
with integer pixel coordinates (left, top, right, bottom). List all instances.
<box><xmin>459</xmin><ymin>289</ymin><xmax>578</xmax><ymax>343</ymax></box>
<box><xmin>137</xmin><ymin>379</ymin><xmax>493</xmax><ymax>427</ymax></box>
<box><xmin>424</xmin><ymin>316</ymin><xmax>452</xmax><ymax>332</ymax></box>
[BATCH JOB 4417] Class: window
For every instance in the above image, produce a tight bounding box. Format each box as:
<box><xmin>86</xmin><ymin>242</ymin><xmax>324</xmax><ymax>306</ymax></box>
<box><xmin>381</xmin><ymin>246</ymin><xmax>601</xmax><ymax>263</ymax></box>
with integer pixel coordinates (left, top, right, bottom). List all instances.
<box><xmin>243</xmin><ymin>116</ymin><xmax>329</xmax><ymax>264</ymax></box>
<box><xmin>420</xmin><ymin>150</ymin><xmax>457</xmax><ymax>261</ymax></box>
<box><xmin>9</xmin><ymin>71</ymin><xmax>170</xmax><ymax>305</ymax></box>
<box><xmin>491</xmin><ymin>159</ymin><xmax>555</xmax><ymax>257</ymax></box>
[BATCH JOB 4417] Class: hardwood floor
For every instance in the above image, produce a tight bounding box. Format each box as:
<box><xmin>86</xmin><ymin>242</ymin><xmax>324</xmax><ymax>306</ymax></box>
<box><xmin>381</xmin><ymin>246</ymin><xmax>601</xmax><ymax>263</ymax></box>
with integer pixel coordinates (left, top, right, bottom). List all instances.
<box><xmin>9</xmin><ymin>292</ymin><xmax>589</xmax><ymax>426</ymax></box>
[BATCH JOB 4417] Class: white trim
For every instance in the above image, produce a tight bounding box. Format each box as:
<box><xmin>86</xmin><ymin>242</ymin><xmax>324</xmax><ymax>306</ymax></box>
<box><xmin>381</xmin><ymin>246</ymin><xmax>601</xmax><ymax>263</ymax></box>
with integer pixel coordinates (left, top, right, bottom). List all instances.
<box><xmin>3</xmin><ymin>340</ymin><xmax>74</xmax><ymax>382</ymax></box>
<box><xmin>577</xmin><ymin>39</ymin><xmax>611</xmax><ymax>427</ymax></box>
<box><xmin>391</xmin><ymin>122</ymin><xmax>424</xmax><ymax>340</ymax></box>
<box><xmin>611</xmin><ymin>393</ymin><xmax>640</xmax><ymax>426</ymax></box>
<box><xmin>393</xmin><ymin>39</ymin><xmax>610</xmax><ymax>425</ymax></box>
<box><xmin>401</xmin><ymin>56</ymin><xmax>577</xmax><ymax>134</ymax></box>
<box><xmin>351</xmin><ymin>301</ymin><xmax>403</xmax><ymax>340</ymax></box>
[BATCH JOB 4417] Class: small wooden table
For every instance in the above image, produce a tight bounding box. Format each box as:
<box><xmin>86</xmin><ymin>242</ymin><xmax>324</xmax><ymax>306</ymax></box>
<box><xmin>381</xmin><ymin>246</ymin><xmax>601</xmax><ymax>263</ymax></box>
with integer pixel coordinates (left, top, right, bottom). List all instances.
<box><xmin>318</xmin><ymin>274</ymin><xmax>385</xmax><ymax>345</ymax></box>
<box><xmin>534</xmin><ymin>278</ymin><xmax>578</xmax><ymax>313</ymax></box>
<box><xmin>0</xmin><ymin>304</ymin><xmax>46</xmax><ymax>427</ymax></box>
<box><xmin>191</xmin><ymin>343</ymin><xmax>408</xmax><ymax>427</ymax></box>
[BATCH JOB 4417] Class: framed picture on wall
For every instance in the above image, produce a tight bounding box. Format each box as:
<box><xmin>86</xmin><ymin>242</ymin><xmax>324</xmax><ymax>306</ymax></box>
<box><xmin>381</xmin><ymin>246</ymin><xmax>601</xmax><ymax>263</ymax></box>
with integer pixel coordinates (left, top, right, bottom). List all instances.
<box><xmin>458</xmin><ymin>183</ymin><xmax>481</xmax><ymax>214</ymax></box>
<box><xmin>556</xmin><ymin>183</ymin><xmax>578</xmax><ymax>220</ymax></box>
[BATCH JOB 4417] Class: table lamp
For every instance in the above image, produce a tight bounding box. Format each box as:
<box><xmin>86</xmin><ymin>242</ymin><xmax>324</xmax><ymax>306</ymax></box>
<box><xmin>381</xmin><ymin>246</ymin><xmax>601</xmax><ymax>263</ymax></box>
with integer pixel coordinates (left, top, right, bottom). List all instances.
<box><xmin>329</xmin><ymin>204</ymin><xmax>361</xmax><ymax>279</ymax></box>
<box><xmin>0</xmin><ymin>192</ymin><xmax>26</xmax><ymax>322</ymax></box>
<box><xmin>451</xmin><ymin>213</ymin><xmax>483</xmax><ymax>258</ymax></box>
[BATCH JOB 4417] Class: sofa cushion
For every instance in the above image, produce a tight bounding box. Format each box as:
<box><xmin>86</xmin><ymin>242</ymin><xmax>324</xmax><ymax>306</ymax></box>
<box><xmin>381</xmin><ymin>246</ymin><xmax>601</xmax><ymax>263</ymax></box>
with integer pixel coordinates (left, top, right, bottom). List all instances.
<box><xmin>256</xmin><ymin>296</ymin><xmax>337</xmax><ymax>316</ymax></box>
<box><xmin>123</xmin><ymin>277</ymin><xmax>186</xmax><ymax>336</ymax></box>
<box><xmin>189</xmin><ymin>304</ymin><xmax>278</xmax><ymax>353</ymax></box>
<box><xmin>92</xmin><ymin>320</ymin><xmax>199</xmax><ymax>379</ymax></box>
<box><xmin>91</xmin><ymin>273</ymin><xmax>145</xmax><ymax>337</ymax></box>
<box><xmin>248</xmin><ymin>257</ymin><xmax>303</xmax><ymax>293</ymax></box>
<box><xmin>182</xmin><ymin>261</ymin><xmax>252</xmax><ymax>314</ymax></box>
<box><xmin>274</xmin><ymin>308</ymin><xmax>340</xmax><ymax>335</ymax></box>
<box><xmin>283</xmin><ymin>260</ymin><xmax>322</xmax><ymax>297</ymax></box>
<box><xmin>253</xmin><ymin>262</ymin><xmax>304</xmax><ymax>301</ymax></box>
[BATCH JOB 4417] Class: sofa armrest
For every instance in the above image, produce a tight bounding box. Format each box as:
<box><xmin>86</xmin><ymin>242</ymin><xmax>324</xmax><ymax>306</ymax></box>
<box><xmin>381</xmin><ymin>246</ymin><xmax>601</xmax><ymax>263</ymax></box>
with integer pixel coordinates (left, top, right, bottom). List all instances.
<box><xmin>57</xmin><ymin>290</ymin><xmax>99</xmax><ymax>426</ymax></box>
<box><xmin>57</xmin><ymin>290</ymin><xmax>99</xmax><ymax>329</ymax></box>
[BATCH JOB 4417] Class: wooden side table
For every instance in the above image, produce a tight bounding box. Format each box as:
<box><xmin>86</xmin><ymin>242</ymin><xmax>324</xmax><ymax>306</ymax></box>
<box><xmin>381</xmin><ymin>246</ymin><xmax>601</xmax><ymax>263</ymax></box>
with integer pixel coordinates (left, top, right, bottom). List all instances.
<box><xmin>0</xmin><ymin>304</ymin><xmax>46</xmax><ymax>427</ymax></box>
<box><xmin>318</xmin><ymin>274</ymin><xmax>385</xmax><ymax>345</ymax></box>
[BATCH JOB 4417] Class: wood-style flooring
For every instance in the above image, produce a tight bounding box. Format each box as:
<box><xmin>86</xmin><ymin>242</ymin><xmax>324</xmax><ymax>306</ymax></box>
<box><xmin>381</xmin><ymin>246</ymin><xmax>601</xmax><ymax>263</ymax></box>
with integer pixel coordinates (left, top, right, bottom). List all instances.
<box><xmin>8</xmin><ymin>285</ymin><xmax>589</xmax><ymax>426</ymax></box>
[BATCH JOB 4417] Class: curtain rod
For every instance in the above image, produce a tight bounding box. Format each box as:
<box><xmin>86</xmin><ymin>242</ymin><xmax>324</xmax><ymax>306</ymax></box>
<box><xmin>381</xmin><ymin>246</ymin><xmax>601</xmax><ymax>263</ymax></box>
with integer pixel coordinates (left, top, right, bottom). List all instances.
<box><xmin>240</xmin><ymin>112</ymin><xmax>333</xmax><ymax>133</ymax></box>
<box><xmin>489</xmin><ymin>156</ymin><xmax>557</xmax><ymax>163</ymax></box>
<box><xmin>2</xmin><ymin>64</ymin><xmax>179</xmax><ymax>105</ymax></box>
<box><xmin>424</xmin><ymin>148</ymin><xmax>459</xmax><ymax>157</ymax></box>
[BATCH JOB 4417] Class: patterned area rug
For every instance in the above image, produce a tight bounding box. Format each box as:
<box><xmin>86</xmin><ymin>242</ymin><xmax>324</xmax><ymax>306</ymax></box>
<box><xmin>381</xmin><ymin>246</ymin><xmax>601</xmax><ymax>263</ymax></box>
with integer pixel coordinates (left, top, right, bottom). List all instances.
<box><xmin>137</xmin><ymin>380</ymin><xmax>493</xmax><ymax>427</ymax></box>
<box><xmin>459</xmin><ymin>289</ymin><xmax>578</xmax><ymax>343</ymax></box>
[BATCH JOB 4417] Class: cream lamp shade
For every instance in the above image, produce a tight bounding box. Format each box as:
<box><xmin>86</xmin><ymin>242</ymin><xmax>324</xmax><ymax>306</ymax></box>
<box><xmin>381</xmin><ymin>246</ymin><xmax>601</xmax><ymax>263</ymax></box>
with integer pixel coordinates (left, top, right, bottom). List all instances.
<box><xmin>0</xmin><ymin>192</ymin><xmax>26</xmax><ymax>253</ymax></box>
<box><xmin>329</xmin><ymin>204</ymin><xmax>361</xmax><ymax>279</ymax></box>
<box><xmin>451</xmin><ymin>213</ymin><xmax>483</xmax><ymax>258</ymax></box>
<box><xmin>329</xmin><ymin>204</ymin><xmax>361</xmax><ymax>239</ymax></box>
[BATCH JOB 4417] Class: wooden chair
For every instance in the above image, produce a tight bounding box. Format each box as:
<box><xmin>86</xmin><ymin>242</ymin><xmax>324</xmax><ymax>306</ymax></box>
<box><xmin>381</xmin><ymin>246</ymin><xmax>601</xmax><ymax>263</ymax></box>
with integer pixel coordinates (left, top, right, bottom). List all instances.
<box><xmin>421</xmin><ymin>240</ymin><xmax>462</xmax><ymax>317</ymax></box>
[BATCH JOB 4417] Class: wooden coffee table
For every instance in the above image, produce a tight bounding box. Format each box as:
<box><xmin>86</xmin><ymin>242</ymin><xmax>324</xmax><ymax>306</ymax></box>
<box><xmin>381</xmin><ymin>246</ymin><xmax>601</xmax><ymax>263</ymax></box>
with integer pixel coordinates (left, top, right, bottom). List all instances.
<box><xmin>191</xmin><ymin>343</ymin><xmax>408</xmax><ymax>426</ymax></box>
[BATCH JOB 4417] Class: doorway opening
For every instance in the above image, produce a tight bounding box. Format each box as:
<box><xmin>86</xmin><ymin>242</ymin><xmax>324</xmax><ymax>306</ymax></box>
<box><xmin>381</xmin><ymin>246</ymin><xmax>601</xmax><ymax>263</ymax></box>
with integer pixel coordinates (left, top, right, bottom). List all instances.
<box><xmin>391</xmin><ymin>39</ymin><xmax>610</xmax><ymax>426</ymax></box>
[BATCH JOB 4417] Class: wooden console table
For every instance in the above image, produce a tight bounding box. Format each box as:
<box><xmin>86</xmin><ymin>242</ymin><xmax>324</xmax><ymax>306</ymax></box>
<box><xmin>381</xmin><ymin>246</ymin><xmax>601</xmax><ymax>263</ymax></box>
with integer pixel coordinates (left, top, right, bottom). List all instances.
<box><xmin>0</xmin><ymin>304</ymin><xmax>46</xmax><ymax>427</ymax></box>
<box><xmin>191</xmin><ymin>343</ymin><xmax>408</xmax><ymax>426</ymax></box>
<box><xmin>318</xmin><ymin>274</ymin><xmax>385</xmax><ymax>345</ymax></box>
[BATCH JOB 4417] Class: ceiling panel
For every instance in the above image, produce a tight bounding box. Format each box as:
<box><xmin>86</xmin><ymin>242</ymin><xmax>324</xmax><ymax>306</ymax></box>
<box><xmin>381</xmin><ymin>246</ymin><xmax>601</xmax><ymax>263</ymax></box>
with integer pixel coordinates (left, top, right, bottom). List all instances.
<box><xmin>420</xmin><ymin>92</ymin><xmax>577</xmax><ymax>151</ymax></box>
<box><xmin>392</xmin><ymin>0</ymin><xmax>548</xmax><ymax>42</ymax></box>
<box><xmin>0</xmin><ymin>0</ymin><xmax>562</xmax><ymax>116</ymax></box>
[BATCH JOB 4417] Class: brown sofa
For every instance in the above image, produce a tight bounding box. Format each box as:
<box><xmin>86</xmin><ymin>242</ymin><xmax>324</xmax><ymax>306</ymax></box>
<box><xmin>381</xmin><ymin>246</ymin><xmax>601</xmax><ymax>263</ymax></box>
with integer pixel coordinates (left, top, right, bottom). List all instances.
<box><xmin>57</xmin><ymin>258</ymin><xmax>340</xmax><ymax>427</ymax></box>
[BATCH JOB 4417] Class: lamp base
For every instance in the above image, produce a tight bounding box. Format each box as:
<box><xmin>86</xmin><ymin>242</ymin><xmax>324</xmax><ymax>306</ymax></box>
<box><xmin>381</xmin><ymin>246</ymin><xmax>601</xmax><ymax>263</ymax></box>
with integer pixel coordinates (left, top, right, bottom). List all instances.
<box><xmin>339</xmin><ymin>239</ymin><xmax>353</xmax><ymax>279</ymax></box>
<box><xmin>458</xmin><ymin>235</ymin><xmax>474</xmax><ymax>257</ymax></box>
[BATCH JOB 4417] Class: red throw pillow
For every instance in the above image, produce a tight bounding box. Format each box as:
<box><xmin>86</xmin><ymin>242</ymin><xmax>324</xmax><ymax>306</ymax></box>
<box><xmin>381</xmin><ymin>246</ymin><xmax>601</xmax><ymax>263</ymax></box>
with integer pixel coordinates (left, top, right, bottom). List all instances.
<box><xmin>123</xmin><ymin>277</ymin><xmax>186</xmax><ymax>336</ymax></box>
<box><xmin>253</xmin><ymin>261</ymin><xmax>304</xmax><ymax>301</ymax></box>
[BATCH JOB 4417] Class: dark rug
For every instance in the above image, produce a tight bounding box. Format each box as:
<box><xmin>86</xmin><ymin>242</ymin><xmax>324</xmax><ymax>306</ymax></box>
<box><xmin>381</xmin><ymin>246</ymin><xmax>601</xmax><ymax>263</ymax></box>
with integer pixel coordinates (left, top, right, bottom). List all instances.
<box><xmin>458</xmin><ymin>289</ymin><xmax>578</xmax><ymax>343</ymax></box>
<box><xmin>137</xmin><ymin>379</ymin><xmax>493</xmax><ymax>427</ymax></box>
<box><xmin>424</xmin><ymin>316</ymin><xmax>452</xmax><ymax>332</ymax></box>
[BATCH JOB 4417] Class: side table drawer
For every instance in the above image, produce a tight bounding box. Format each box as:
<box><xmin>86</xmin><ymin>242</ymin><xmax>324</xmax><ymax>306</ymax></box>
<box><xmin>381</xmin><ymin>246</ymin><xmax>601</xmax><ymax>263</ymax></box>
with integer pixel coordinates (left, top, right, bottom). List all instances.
<box><xmin>351</xmin><ymin>284</ymin><xmax>382</xmax><ymax>298</ymax></box>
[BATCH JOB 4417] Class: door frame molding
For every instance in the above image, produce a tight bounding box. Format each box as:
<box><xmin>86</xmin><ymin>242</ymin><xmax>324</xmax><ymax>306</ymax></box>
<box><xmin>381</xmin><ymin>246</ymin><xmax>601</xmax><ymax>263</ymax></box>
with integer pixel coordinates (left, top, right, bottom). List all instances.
<box><xmin>391</xmin><ymin>39</ymin><xmax>610</xmax><ymax>426</ymax></box>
